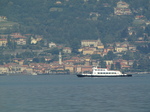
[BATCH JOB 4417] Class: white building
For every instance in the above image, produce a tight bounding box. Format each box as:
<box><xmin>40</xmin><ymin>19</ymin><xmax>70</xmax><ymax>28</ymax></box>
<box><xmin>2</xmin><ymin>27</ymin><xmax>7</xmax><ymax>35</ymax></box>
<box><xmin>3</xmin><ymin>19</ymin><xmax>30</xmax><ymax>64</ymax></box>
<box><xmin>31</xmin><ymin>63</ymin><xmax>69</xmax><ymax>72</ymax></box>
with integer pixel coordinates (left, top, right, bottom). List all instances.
<box><xmin>49</xmin><ymin>42</ymin><xmax>57</xmax><ymax>48</ymax></box>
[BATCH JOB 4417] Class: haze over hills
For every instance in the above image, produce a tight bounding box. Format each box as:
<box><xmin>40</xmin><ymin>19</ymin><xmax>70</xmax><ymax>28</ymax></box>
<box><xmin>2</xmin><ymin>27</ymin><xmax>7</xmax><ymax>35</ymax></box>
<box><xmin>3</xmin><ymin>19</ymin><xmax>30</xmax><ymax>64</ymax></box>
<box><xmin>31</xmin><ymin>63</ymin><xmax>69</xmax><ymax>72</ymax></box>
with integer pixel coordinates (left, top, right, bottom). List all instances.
<box><xmin>0</xmin><ymin>0</ymin><xmax>150</xmax><ymax>46</ymax></box>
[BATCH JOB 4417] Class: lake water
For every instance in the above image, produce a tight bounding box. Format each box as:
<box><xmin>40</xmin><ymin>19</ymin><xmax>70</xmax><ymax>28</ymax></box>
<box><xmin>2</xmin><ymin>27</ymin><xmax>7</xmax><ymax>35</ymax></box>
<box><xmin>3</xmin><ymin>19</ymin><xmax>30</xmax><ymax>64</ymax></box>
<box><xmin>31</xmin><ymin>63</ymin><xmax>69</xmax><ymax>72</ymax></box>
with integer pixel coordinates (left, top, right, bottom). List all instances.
<box><xmin>0</xmin><ymin>74</ymin><xmax>150</xmax><ymax>112</ymax></box>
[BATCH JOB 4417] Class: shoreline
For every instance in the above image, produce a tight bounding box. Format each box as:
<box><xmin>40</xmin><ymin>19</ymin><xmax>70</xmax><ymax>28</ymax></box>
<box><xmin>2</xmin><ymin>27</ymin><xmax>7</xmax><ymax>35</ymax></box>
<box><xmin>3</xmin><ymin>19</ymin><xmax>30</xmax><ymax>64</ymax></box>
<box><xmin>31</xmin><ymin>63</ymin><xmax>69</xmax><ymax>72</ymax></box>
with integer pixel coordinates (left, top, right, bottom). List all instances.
<box><xmin>126</xmin><ymin>72</ymin><xmax>150</xmax><ymax>74</ymax></box>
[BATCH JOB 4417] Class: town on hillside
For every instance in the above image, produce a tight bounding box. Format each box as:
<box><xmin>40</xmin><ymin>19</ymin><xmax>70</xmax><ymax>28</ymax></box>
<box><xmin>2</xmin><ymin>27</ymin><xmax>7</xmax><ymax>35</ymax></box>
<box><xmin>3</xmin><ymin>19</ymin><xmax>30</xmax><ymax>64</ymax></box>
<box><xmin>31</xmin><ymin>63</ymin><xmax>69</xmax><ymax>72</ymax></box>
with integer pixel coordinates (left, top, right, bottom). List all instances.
<box><xmin>0</xmin><ymin>0</ymin><xmax>150</xmax><ymax>75</ymax></box>
<box><xmin>0</xmin><ymin>32</ymin><xmax>148</xmax><ymax>75</ymax></box>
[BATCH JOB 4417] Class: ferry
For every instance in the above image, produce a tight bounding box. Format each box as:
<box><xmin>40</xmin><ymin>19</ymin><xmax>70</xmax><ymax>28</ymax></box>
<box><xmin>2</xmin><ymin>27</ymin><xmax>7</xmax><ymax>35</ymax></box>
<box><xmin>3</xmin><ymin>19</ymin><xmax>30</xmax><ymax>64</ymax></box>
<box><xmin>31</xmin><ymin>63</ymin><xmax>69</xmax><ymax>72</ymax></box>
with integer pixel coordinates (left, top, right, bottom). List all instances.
<box><xmin>77</xmin><ymin>66</ymin><xmax>132</xmax><ymax>77</ymax></box>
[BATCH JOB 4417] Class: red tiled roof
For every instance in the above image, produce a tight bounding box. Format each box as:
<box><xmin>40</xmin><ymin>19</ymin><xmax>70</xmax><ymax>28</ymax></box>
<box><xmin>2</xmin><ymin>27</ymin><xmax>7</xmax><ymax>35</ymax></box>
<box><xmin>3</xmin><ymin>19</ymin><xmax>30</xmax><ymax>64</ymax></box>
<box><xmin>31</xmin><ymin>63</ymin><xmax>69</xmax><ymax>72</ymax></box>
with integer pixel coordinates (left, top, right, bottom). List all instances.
<box><xmin>0</xmin><ymin>38</ymin><xmax>7</xmax><ymax>41</ymax></box>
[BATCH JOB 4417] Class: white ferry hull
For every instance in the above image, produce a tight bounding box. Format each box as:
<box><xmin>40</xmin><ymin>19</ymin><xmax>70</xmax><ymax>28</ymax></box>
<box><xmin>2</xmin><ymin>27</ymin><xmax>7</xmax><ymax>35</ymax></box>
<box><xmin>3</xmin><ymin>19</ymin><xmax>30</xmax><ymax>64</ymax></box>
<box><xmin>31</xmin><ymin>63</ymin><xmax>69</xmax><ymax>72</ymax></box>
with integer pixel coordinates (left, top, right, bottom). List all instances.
<box><xmin>77</xmin><ymin>74</ymin><xmax>132</xmax><ymax>77</ymax></box>
<box><xmin>77</xmin><ymin>67</ymin><xmax>132</xmax><ymax>77</ymax></box>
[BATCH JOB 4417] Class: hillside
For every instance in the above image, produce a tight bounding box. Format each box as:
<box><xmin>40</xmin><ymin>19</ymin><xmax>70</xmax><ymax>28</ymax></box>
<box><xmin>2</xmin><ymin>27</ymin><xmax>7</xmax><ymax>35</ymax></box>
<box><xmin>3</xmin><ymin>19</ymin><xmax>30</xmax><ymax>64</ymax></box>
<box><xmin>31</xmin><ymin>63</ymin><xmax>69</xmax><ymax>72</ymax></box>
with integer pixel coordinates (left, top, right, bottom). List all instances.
<box><xmin>0</xmin><ymin>0</ymin><xmax>150</xmax><ymax>47</ymax></box>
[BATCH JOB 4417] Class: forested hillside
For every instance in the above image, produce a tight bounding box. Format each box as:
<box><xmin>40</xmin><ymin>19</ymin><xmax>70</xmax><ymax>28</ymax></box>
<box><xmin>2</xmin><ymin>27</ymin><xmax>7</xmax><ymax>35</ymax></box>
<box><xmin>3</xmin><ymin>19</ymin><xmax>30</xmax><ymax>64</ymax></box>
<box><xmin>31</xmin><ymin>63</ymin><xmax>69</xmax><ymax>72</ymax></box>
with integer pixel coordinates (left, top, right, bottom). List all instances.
<box><xmin>0</xmin><ymin>0</ymin><xmax>150</xmax><ymax>47</ymax></box>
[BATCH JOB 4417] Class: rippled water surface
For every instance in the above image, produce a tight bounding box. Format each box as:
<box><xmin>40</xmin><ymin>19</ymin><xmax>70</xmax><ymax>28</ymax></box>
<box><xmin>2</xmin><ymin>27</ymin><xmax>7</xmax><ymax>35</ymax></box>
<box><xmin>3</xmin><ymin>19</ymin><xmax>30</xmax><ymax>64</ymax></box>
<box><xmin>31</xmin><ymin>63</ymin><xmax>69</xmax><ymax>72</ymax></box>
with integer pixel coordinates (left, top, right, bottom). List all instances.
<box><xmin>0</xmin><ymin>74</ymin><xmax>150</xmax><ymax>112</ymax></box>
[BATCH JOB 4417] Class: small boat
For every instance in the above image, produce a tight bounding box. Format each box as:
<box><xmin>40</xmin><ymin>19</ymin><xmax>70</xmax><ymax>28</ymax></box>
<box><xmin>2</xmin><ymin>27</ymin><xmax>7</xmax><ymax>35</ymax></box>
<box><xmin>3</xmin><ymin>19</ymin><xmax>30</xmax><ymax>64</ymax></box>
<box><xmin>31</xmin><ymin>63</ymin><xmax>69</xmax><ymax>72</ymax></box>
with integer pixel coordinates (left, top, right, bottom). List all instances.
<box><xmin>0</xmin><ymin>74</ymin><xmax>7</xmax><ymax>76</ymax></box>
<box><xmin>77</xmin><ymin>66</ymin><xmax>132</xmax><ymax>77</ymax></box>
<box><xmin>32</xmin><ymin>72</ymin><xmax>37</xmax><ymax>75</ymax></box>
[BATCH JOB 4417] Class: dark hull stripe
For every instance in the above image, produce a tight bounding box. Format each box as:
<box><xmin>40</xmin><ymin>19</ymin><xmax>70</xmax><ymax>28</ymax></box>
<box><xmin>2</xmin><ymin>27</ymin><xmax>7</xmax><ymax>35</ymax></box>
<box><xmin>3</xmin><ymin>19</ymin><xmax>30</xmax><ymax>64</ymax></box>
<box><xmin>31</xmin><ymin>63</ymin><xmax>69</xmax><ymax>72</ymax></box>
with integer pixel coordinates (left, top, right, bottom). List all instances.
<box><xmin>77</xmin><ymin>74</ymin><xmax>132</xmax><ymax>77</ymax></box>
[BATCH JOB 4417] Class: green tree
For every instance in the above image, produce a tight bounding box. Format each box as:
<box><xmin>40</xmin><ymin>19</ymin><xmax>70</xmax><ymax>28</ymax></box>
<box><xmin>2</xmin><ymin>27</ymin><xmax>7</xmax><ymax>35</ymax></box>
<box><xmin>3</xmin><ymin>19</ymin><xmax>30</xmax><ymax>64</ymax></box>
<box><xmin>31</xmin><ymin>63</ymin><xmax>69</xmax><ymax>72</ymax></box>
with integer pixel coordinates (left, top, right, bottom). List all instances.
<box><xmin>145</xmin><ymin>25</ymin><xmax>150</xmax><ymax>36</ymax></box>
<box><xmin>110</xmin><ymin>64</ymin><xmax>115</xmax><ymax>70</ymax></box>
<box><xmin>138</xmin><ymin>57</ymin><xmax>150</xmax><ymax>70</ymax></box>
<box><xmin>115</xmin><ymin>62</ymin><xmax>121</xmax><ymax>70</ymax></box>
<box><xmin>100</xmin><ymin>59</ymin><xmax>106</xmax><ymax>68</ymax></box>
<box><xmin>91</xmin><ymin>54</ymin><xmax>102</xmax><ymax>60</ymax></box>
<box><xmin>132</xmin><ymin>61</ymin><xmax>138</xmax><ymax>69</ymax></box>
<box><xmin>104</xmin><ymin>51</ymin><xmax>116</xmax><ymax>60</ymax></box>
<box><xmin>45</xmin><ymin>47</ymin><xmax>59</xmax><ymax>55</ymax></box>
<box><xmin>122</xmin><ymin>51</ymin><xmax>135</xmax><ymax>60</ymax></box>
<box><xmin>33</xmin><ymin>58</ymin><xmax>39</xmax><ymax>63</ymax></box>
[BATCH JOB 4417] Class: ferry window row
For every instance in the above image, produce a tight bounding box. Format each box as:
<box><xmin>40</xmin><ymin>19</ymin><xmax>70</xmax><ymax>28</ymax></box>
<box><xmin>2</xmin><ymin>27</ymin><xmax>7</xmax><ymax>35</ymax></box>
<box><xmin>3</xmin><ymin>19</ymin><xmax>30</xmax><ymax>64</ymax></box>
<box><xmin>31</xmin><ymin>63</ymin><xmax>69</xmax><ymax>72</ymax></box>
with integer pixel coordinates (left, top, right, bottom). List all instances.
<box><xmin>97</xmin><ymin>72</ymin><xmax>117</xmax><ymax>74</ymax></box>
<box><xmin>95</xmin><ymin>69</ymin><xmax>106</xmax><ymax>71</ymax></box>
